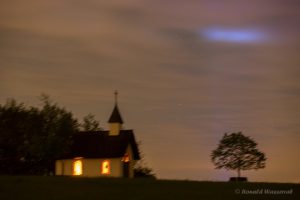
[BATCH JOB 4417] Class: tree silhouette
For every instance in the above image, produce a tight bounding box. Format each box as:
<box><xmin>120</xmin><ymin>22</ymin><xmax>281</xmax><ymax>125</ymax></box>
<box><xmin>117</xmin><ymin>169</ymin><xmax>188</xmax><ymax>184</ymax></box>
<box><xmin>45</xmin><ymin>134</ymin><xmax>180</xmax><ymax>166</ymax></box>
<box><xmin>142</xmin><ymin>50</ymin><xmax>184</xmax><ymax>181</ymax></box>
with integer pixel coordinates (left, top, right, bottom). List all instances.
<box><xmin>211</xmin><ymin>132</ymin><xmax>266</xmax><ymax>178</ymax></box>
<box><xmin>0</xmin><ymin>95</ymin><xmax>79</xmax><ymax>175</ymax></box>
<box><xmin>80</xmin><ymin>113</ymin><xmax>102</xmax><ymax>131</ymax></box>
<box><xmin>134</xmin><ymin>142</ymin><xmax>155</xmax><ymax>178</ymax></box>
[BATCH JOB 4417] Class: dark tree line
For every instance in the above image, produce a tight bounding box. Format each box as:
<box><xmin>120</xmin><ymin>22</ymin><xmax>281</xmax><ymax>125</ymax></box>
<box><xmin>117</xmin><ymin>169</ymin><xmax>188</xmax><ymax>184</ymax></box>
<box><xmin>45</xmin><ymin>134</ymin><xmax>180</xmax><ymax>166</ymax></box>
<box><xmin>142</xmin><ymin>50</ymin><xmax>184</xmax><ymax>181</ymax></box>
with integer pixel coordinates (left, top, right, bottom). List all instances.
<box><xmin>0</xmin><ymin>95</ymin><xmax>153</xmax><ymax>176</ymax></box>
<box><xmin>0</xmin><ymin>96</ymin><xmax>79</xmax><ymax>175</ymax></box>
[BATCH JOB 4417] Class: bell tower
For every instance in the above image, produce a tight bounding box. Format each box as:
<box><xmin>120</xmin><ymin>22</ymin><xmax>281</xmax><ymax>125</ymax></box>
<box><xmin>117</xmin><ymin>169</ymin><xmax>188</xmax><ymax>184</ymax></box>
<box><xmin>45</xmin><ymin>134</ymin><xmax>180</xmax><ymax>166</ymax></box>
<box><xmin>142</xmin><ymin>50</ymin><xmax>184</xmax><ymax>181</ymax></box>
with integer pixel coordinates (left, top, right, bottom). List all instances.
<box><xmin>108</xmin><ymin>91</ymin><xmax>123</xmax><ymax>135</ymax></box>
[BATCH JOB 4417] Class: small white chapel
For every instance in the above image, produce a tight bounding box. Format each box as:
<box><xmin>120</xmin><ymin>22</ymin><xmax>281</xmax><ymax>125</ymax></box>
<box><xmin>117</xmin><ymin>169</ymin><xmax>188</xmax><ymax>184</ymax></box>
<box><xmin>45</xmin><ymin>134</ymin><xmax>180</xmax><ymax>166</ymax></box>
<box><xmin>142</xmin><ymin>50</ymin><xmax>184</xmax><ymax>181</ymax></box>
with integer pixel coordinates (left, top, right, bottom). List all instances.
<box><xmin>55</xmin><ymin>92</ymin><xmax>140</xmax><ymax>178</ymax></box>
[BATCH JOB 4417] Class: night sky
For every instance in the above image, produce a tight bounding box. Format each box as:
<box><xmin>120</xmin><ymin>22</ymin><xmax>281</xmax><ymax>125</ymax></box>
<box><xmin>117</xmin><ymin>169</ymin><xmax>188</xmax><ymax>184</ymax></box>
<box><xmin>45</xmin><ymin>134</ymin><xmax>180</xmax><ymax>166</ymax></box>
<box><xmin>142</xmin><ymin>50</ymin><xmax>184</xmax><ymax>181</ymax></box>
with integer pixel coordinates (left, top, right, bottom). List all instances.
<box><xmin>1</xmin><ymin>0</ymin><xmax>300</xmax><ymax>182</ymax></box>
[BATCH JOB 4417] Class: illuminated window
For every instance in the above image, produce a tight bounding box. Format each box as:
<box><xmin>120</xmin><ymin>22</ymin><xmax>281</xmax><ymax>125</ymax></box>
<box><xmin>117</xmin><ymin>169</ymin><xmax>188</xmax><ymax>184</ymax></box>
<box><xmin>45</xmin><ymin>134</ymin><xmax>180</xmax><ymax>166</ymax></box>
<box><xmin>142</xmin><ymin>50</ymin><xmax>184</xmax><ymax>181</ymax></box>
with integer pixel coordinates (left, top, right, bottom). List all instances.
<box><xmin>73</xmin><ymin>159</ymin><xmax>82</xmax><ymax>175</ymax></box>
<box><xmin>122</xmin><ymin>153</ymin><xmax>130</xmax><ymax>162</ymax></box>
<box><xmin>101</xmin><ymin>160</ymin><xmax>110</xmax><ymax>174</ymax></box>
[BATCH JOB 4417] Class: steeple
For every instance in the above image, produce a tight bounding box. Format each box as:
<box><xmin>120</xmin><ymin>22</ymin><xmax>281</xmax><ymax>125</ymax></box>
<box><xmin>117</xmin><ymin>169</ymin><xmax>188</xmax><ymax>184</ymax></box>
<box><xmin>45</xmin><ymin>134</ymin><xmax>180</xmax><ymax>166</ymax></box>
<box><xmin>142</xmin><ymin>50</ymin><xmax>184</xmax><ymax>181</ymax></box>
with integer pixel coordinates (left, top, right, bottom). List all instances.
<box><xmin>108</xmin><ymin>91</ymin><xmax>123</xmax><ymax>135</ymax></box>
<box><xmin>108</xmin><ymin>104</ymin><xmax>123</xmax><ymax>124</ymax></box>
<box><xmin>108</xmin><ymin>91</ymin><xmax>123</xmax><ymax>124</ymax></box>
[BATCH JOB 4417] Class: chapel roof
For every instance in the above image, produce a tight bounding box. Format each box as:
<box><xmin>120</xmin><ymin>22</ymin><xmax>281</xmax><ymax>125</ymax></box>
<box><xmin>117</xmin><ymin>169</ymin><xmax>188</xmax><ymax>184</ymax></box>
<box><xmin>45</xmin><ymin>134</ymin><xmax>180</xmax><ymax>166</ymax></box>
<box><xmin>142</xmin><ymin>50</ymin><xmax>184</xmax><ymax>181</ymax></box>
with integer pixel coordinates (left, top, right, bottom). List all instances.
<box><xmin>63</xmin><ymin>130</ymin><xmax>140</xmax><ymax>160</ymax></box>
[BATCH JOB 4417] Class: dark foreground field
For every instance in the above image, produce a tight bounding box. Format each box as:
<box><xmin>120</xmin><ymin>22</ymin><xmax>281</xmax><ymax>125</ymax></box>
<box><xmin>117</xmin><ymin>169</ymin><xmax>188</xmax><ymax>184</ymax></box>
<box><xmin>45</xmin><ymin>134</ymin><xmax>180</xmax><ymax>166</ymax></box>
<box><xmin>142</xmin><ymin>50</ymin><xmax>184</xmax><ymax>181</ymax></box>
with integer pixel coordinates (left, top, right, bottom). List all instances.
<box><xmin>0</xmin><ymin>176</ymin><xmax>299</xmax><ymax>200</ymax></box>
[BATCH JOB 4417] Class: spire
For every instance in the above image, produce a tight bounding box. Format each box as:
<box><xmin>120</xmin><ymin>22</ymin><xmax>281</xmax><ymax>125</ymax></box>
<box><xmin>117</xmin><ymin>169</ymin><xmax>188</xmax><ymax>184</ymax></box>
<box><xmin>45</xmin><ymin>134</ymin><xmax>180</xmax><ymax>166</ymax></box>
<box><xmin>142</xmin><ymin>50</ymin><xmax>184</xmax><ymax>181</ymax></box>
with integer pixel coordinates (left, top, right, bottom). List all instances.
<box><xmin>108</xmin><ymin>91</ymin><xmax>123</xmax><ymax>124</ymax></box>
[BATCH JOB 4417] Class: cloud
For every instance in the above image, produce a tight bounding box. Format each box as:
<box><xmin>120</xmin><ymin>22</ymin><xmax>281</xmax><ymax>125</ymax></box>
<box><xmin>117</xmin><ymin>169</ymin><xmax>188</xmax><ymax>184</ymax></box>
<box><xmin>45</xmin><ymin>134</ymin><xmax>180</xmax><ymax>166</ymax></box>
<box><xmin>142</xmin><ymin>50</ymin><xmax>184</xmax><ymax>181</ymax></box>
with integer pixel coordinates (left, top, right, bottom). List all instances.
<box><xmin>200</xmin><ymin>27</ymin><xmax>268</xmax><ymax>43</ymax></box>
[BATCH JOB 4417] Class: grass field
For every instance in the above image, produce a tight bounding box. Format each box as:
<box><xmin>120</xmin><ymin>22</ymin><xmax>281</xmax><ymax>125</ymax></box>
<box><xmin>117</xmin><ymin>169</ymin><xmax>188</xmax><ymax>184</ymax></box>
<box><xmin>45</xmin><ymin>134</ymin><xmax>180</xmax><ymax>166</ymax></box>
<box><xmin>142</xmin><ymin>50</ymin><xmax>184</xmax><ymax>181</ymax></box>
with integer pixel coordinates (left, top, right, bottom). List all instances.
<box><xmin>0</xmin><ymin>176</ymin><xmax>299</xmax><ymax>200</ymax></box>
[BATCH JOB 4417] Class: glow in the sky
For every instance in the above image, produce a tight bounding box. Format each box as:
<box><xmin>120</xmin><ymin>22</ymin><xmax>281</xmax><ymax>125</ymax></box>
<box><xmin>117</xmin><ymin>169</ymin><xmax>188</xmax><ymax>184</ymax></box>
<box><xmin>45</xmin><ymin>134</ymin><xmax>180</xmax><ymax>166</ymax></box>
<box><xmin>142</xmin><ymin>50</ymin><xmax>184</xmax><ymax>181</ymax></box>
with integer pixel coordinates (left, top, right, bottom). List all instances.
<box><xmin>200</xmin><ymin>27</ymin><xmax>267</xmax><ymax>43</ymax></box>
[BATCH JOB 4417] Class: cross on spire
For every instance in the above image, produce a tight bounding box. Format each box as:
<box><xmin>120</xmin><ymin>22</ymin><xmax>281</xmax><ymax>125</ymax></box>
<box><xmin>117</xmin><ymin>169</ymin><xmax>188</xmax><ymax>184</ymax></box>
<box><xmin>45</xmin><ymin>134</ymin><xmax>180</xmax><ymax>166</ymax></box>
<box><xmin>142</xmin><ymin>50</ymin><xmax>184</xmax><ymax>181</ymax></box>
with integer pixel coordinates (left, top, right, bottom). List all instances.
<box><xmin>114</xmin><ymin>90</ymin><xmax>118</xmax><ymax>105</ymax></box>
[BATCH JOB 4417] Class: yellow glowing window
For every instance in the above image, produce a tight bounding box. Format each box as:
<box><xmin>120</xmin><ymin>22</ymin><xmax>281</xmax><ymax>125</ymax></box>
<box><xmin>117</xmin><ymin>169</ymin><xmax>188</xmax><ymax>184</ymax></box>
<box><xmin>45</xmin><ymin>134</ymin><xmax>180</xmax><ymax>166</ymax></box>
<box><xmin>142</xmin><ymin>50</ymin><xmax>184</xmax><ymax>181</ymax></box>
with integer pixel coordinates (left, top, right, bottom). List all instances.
<box><xmin>122</xmin><ymin>153</ymin><xmax>130</xmax><ymax>162</ymax></box>
<box><xmin>73</xmin><ymin>159</ymin><xmax>82</xmax><ymax>175</ymax></box>
<box><xmin>101</xmin><ymin>160</ymin><xmax>110</xmax><ymax>174</ymax></box>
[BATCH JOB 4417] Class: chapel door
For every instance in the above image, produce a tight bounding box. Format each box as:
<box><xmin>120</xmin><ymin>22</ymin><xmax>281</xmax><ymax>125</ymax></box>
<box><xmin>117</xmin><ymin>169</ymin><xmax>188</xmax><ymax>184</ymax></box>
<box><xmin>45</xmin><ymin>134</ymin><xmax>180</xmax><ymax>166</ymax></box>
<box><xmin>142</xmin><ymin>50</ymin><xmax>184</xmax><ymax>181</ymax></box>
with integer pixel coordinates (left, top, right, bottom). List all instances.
<box><xmin>123</xmin><ymin>162</ymin><xmax>129</xmax><ymax>178</ymax></box>
<box><xmin>122</xmin><ymin>153</ymin><xmax>130</xmax><ymax>178</ymax></box>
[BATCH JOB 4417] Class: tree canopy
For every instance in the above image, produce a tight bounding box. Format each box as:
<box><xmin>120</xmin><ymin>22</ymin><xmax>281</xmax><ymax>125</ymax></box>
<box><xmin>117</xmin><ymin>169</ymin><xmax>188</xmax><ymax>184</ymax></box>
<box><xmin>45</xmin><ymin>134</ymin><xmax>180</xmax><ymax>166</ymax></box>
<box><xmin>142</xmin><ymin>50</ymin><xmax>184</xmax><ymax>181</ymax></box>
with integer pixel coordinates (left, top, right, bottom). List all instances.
<box><xmin>211</xmin><ymin>132</ymin><xmax>266</xmax><ymax>178</ymax></box>
<box><xmin>80</xmin><ymin>113</ymin><xmax>101</xmax><ymax>131</ymax></box>
<box><xmin>0</xmin><ymin>96</ymin><xmax>79</xmax><ymax>175</ymax></box>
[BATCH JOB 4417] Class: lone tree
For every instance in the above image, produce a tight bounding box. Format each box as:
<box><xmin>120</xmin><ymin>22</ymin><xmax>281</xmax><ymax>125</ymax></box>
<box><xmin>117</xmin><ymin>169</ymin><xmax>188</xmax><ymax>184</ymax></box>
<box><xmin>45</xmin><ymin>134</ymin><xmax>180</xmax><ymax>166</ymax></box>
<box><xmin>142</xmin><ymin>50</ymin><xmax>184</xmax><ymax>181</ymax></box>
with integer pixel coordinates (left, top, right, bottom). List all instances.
<box><xmin>211</xmin><ymin>132</ymin><xmax>266</xmax><ymax>178</ymax></box>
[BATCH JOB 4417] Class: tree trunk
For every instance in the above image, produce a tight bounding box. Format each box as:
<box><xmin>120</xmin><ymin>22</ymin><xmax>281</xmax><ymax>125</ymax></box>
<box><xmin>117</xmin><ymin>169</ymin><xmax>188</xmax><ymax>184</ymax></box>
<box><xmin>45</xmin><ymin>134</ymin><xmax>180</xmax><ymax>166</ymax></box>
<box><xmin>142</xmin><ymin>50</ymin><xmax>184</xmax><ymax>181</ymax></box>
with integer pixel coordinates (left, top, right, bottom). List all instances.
<box><xmin>237</xmin><ymin>168</ymin><xmax>241</xmax><ymax>178</ymax></box>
